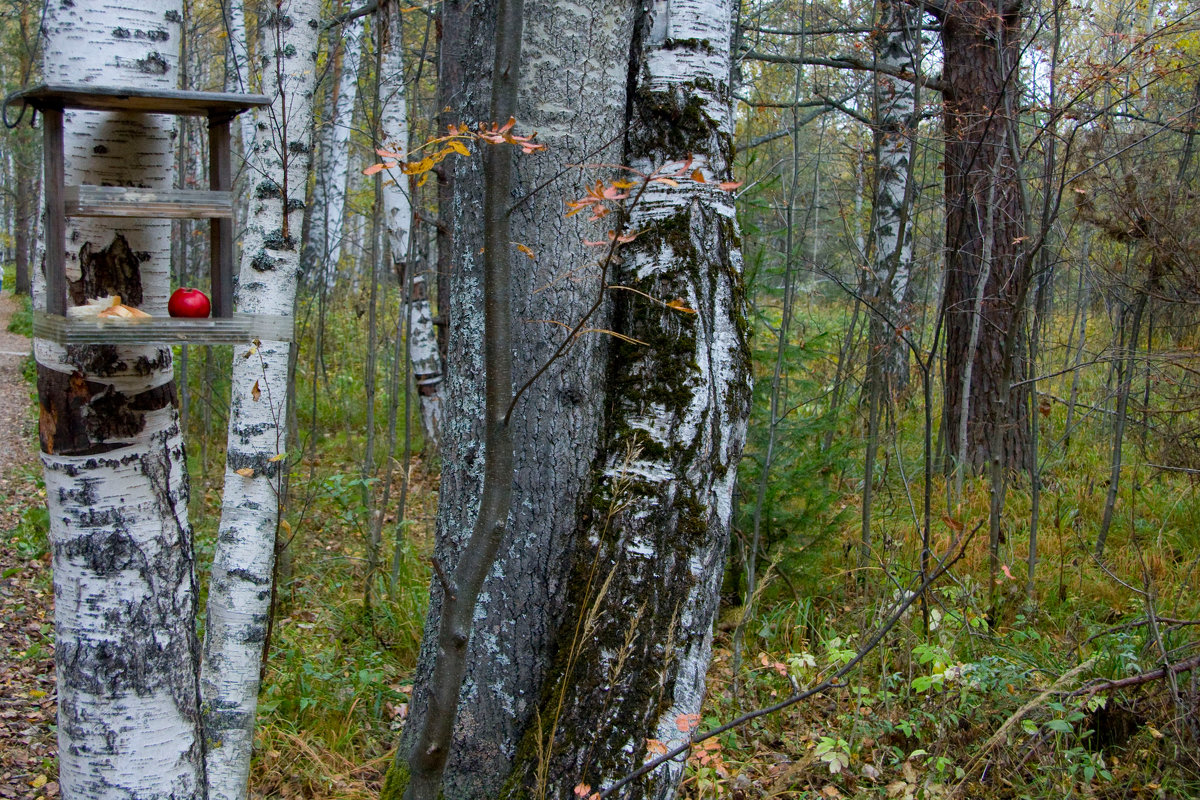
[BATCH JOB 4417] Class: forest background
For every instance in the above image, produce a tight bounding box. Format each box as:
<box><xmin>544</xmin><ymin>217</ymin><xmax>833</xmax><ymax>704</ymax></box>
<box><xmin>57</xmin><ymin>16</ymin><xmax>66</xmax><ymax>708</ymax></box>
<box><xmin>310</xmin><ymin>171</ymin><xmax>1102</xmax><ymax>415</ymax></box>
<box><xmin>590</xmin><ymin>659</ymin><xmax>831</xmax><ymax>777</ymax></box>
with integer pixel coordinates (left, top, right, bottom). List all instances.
<box><xmin>2</xmin><ymin>0</ymin><xmax>1200</xmax><ymax>797</ymax></box>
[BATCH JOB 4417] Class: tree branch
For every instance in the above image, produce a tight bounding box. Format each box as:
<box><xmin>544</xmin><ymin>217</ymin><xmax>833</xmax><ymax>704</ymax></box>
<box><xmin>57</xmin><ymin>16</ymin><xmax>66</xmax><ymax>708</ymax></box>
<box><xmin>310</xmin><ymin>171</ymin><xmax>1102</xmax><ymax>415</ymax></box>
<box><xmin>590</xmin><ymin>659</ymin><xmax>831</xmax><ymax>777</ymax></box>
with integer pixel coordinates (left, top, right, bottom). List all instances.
<box><xmin>743</xmin><ymin>49</ymin><xmax>948</xmax><ymax>94</ymax></box>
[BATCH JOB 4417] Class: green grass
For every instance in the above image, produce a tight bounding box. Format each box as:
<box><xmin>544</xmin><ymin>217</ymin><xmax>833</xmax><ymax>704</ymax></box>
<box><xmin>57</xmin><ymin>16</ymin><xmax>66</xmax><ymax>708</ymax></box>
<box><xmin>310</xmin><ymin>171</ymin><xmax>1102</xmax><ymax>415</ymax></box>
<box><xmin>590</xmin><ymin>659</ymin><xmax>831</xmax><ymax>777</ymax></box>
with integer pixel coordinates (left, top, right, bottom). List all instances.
<box><xmin>6</xmin><ymin>290</ymin><xmax>32</xmax><ymax>337</ymax></box>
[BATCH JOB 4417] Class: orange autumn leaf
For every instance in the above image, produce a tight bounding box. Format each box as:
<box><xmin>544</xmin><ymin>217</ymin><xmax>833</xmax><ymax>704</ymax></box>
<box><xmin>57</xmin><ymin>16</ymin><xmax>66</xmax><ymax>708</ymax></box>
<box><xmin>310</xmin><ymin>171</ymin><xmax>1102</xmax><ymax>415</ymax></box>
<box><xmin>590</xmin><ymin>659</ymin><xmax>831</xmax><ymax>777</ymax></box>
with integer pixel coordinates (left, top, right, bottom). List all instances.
<box><xmin>646</xmin><ymin>738</ymin><xmax>669</xmax><ymax>756</ymax></box>
<box><xmin>363</xmin><ymin>161</ymin><xmax>397</xmax><ymax>176</ymax></box>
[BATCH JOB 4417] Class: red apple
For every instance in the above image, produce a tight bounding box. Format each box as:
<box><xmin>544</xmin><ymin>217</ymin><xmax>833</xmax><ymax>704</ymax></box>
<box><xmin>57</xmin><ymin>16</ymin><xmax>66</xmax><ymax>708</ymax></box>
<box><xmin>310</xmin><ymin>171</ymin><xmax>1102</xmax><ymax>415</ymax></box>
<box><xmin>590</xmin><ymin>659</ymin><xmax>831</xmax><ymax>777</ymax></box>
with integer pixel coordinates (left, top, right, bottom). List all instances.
<box><xmin>168</xmin><ymin>287</ymin><xmax>212</xmax><ymax>318</ymax></box>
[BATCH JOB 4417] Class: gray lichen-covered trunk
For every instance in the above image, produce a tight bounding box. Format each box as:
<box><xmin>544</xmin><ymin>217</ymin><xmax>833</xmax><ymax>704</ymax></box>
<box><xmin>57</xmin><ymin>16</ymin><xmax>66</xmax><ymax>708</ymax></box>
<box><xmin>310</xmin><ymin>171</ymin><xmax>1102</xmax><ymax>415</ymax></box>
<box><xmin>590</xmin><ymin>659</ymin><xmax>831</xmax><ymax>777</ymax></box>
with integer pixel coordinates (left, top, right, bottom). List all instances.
<box><xmin>501</xmin><ymin>2</ymin><xmax>750</xmax><ymax>797</ymax></box>
<box><xmin>200</xmin><ymin>3</ymin><xmax>322</xmax><ymax>798</ymax></box>
<box><xmin>36</xmin><ymin>2</ymin><xmax>204</xmax><ymax>797</ymax></box>
<box><xmin>395</xmin><ymin>1</ymin><xmax>636</xmax><ymax>797</ymax></box>
<box><xmin>867</xmin><ymin>0</ymin><xmax>920</xmax><ymax>396</ymax></box>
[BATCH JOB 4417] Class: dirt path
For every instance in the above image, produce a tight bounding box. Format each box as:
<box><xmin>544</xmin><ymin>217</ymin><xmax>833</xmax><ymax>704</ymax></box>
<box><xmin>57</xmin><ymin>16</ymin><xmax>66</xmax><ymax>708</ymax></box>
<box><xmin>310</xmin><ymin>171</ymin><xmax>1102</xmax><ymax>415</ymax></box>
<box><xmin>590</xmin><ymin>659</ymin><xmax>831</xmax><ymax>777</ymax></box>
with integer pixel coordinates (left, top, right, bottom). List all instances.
<box><xmin>0</xmin><ymin>293</ymin><xmax>58</xmax><ymax>799</ymax></box>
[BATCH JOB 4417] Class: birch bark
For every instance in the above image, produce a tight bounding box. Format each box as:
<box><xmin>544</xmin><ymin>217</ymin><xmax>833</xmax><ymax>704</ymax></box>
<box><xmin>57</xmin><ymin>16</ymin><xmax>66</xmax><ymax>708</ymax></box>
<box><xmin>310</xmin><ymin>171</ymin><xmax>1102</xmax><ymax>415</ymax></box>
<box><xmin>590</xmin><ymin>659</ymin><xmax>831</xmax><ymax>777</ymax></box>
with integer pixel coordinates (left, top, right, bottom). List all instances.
<box><xmin>505</xmin><ymin>1</ymin><xmax>751</xmax><ymax>797</ymax></box>
<box><xmin>376</xmin><ymin>6</ymin><xmax>443</xmax><ymax>449</ymax></box>
<box><xmin>200</xmin><ymin>3</ymin><xmax>322</xmax><ymax>798</ymax></box>
<box><xmin>867</xmin><ymin>0</ymin><xmax>920</xmax><ymax>394</ymax></box>
<box><xmin>303</xmin><ymin>17</ymin><xmax>363</xmax><ymax>287</ymax></box>
<box><xmin>37</xmin><ymin>3</ymin><xmax>204</xmax><ymax>798</ymax></box>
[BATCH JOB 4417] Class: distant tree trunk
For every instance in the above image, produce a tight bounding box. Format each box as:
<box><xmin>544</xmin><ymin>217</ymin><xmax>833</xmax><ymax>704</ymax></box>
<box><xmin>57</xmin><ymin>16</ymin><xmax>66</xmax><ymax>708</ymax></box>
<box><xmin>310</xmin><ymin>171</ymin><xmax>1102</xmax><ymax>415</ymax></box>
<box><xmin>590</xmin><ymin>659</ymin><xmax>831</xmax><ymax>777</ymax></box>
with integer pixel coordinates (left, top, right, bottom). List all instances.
<box><xmin>376</xmin><ymin>6</ymin><xmax>444</xmax><ymax>451</ymax></box>
<box><xmin>393</xmin><ymin>0</ymin><xmax>634</xmax><ymax>797</ymax></box>
<box><xmin>37</xmin><ymin>3</ymin><xmax>204</xmax><ymax>798</ymax></box>
<box><xmin>940</xmin><ymin>0</ymin><xmax>1030</xmax><ymax>474</ymax></box>
<box><xmin>13</xmin><ymin>147</ymin><xmax>36</xmax><ymax>295</ymax></box>
<box><xmin>504</xmin><ymin>2</ymin><xmax>751</xmax><ymax>797</ymax></box>
<box><xmin>200</xmin><ymin>3</ymin><xmax>322</xmax><ymax>798</ymax></box>
<box><xmin>867</xmin><ymin>0</ymin><xmax>920</xmax><ymax>398</ymax></box>
<box><xmin>303</xmin><ymin>16</ymin><xmax>365</xmax><ymax>286</ymax></box>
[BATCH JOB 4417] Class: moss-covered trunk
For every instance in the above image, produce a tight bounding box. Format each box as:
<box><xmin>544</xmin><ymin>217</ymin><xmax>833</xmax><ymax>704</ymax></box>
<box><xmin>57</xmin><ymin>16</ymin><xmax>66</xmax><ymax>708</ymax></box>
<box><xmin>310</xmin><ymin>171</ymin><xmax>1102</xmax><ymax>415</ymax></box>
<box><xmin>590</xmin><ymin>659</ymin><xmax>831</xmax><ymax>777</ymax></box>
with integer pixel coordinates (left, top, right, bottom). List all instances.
<box><xmin>502</xmin><ymin>2</ymin><xmax>750</xmax><ymax>797</ymax></box>
<box><xmin>393</xmin><ymin>2</ymin><xmax>636</xmax><ymax>797</ymax></box>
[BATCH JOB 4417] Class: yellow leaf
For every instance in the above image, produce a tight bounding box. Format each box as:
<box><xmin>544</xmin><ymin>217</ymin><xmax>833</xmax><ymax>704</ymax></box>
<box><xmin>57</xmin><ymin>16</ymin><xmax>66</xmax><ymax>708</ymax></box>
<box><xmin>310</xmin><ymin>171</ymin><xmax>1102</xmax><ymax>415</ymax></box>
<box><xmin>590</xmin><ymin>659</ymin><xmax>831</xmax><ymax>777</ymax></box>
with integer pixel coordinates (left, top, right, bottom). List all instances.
<box><xmin>667</xmin><ymin>298</ymin><xmax>697</xmax><ymax>314</ymax></box>
<box><xmin>691</xmin><ymin>169</ymin><xmax>706</xmax><ymax>183</ymax></box>
<box><xmin>30</xmin><ymin>776</ymin><xmax>47</xmax><ymax>789</ymax></box>
<box><xmin>447</xmin><ymin>140</ymin><xmax>471</xmax><ymax>156</ymax></box>
<box><xmin>29</xmin><ymin>689</ymin><xmax>46</xmax><ymax>698</ymax></box>
<box><xmin>269</xmin><ymin>452</ymin><xmax>287</xmax><ymax>462</ymax></box>
<box><xmin>236</xmin><ymin>468</ymin><xmax>255</xmax><ymax>478</ymax></box>
<box><xmin>251</xmin><ymin>380</ymin><xmax>262</xmax><ymax>402</ymax></box>
<box><xmin>279</xmin><ymin>519</ymin><xmax>292</xmax><ymax>535</ymax></box>
<box><xmin>516</xmin><ymin>243</ymin><xmax>535</xmax><ymax>259</ymax></box>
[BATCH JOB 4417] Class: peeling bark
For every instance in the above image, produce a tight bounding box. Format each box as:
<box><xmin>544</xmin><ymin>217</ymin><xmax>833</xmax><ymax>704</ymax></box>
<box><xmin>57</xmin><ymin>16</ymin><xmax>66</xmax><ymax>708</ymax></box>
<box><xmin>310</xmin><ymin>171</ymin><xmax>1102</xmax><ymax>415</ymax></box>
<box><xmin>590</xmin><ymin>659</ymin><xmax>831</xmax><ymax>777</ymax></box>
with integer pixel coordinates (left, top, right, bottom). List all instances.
<box><xmin>37</xmin><ymin>2</ymin><xmax>204</xmax><ymax>798</ymax></box>
<box><xmin>200</xmin><ymin>3</ymin><xmax>323</xmax><ymax>798</ymax></box>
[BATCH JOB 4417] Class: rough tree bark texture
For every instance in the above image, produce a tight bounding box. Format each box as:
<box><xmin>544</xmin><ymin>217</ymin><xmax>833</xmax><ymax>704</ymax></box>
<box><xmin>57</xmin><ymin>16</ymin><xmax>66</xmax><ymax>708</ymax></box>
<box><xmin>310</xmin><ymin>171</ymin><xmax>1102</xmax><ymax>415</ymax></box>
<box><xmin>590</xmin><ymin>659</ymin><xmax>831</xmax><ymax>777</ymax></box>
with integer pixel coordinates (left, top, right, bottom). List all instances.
<box><xmin>394</xmin><ymin>1</ymin><xmax>635</xmax><ymax>797</ymax></box>
<box><xmin>37</xmin><ymin>3</ymin><xmax>204</xmax><ymax>798</ymax></box>
<box><xmin>867</xmin><ymin>0</ymin><xmax>919</xmax><ymax>396</ymax></box>
<box><xmin>504</xmin><ymin>1</ymin><xmax>751</xmax><ymax>797</ymax></box>
<box><xmin>199</xmin><ymin>3</ymin><xmax>322</xmax><ymax>798</ymax></box>
<box><xmin>941</xmin><ymin>0</ymin><xmax>1030</xmax><ymax>473</ymax></box>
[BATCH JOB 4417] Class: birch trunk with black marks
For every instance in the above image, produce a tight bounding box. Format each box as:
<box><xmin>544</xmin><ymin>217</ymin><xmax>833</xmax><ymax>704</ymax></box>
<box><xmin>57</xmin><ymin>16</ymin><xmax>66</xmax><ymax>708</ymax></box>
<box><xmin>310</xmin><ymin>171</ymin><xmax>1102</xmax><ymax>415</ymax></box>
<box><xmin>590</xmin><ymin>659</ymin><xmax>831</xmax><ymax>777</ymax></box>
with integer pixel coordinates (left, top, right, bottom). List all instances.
<box><xmin>223</xmin><ymin>0</ymin><xmax>257</xmax><ymax>150</ymax></box>
<box><xmin>376</xmin><ymin>5</ymin><xmax>443</xmax><ymax>451</ymax></box>
<box><xmin>37</xmin><ymin>3</ymin><xmax>204</xmax><ymax>798</ymax></box>
<box><xmin>200</xmin><ymin>4</ymin><xmax>322</xmax><ymax>798</ymax></box>
<box><xmin>866</xmin><ymin>0</ymin><xmax>919</xmax><ymax>397</ymax></box>
<box><xmin>503</xmin><ymin>2</ymin><xmax>750</xmax><ymax>797</ymax></box>
<box><xmin>302</xmin><ymin>17</ymin><xmax>364</xmax><ymax>286</ymax></box>
<box><xmin>390</xmin><ymin>0</ymin><xmax>634</xmax><ymax>797</ymax></box>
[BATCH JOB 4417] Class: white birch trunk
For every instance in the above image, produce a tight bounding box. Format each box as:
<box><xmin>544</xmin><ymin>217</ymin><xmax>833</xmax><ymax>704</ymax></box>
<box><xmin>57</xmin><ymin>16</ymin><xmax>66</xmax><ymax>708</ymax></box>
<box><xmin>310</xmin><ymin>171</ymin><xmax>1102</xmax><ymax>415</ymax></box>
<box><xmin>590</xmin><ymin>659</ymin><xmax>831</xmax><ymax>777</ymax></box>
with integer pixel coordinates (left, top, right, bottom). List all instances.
<box><xmin>868</xmin><ymin>0</ymin><xmax>919</xmax><ymax>392</ymax></box>
<box><xmin>505</xmin><ymin>2</ymin><xmax>751</xmax><ymax>797</ymax></box>
<box><xmin>377</xmin><ymin>6</ymin><xmax>444</xmax><ymax>450</ymax></box>
<box><xmin>306</xmin><ymin>20</ymin><xmax>363</xmax><ymax>286</ymax></box>
<box><xmin>225</xmin><ymin>0</ymin><xmax>257</xmax><ymax>154</ymax></box>
<box><xmin>37</xmin><ymin>4</ymin><xmax>204</xmax><ymax>798</ymax></box>
<box><xmin>200</xmin><ymin>3</ymin><xmax>322</xmax><ymax>798</ymax></box>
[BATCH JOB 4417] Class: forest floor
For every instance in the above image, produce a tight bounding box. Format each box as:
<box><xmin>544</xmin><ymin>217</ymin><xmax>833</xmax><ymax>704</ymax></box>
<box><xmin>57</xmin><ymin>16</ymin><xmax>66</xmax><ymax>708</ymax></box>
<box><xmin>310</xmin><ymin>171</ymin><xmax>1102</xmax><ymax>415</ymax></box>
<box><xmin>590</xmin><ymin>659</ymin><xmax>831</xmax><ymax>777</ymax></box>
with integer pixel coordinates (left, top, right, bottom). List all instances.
<box><xmin>0</xmin><ymin>292</ymin><xmax>58</xmax><ymax>799</ymax></box>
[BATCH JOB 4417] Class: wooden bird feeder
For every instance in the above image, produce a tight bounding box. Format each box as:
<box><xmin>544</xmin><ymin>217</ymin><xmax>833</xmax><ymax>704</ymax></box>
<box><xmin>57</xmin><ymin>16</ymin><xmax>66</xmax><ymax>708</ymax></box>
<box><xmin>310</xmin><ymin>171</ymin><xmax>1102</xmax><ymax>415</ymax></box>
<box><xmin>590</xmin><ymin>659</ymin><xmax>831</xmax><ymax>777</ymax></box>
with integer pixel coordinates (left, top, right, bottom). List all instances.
<box><xmin>15</xmin><ymin>84</ymin><xmax>293</xmax><ymax>345</ymax></box>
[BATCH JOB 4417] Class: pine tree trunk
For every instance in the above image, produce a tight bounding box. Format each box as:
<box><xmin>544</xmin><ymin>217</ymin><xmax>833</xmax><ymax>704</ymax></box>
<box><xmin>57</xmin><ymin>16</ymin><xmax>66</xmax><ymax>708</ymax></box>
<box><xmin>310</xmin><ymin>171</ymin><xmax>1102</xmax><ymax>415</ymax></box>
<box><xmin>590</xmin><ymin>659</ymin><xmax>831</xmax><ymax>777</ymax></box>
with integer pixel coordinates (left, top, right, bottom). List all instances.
<box><xmin>504</xmin><ymin>2</ymin><xmax>751</xmax><ymax>797</ymax></box>
<box><xmin>37</xmin><ymin>4</ymin><xmax>205</xmax><ymax>798</ymax></box>
<box><xmin>941</xmin><ymin>0</ymin><xmax>1030</xmax><ymax>474</ymax></box>
<box><xmin>200</xmin><ymin>3</ymin><xmax>323</xmax><ymax>798</ymax></box>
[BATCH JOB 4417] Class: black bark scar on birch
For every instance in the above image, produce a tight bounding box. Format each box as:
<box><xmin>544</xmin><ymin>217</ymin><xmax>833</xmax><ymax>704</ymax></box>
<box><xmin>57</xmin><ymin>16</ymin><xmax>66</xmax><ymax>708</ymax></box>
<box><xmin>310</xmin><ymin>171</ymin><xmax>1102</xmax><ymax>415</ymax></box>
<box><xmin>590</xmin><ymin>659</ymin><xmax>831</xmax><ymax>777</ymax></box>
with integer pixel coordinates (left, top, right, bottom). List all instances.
<box><xmin>69</xmin><ymin>232</ymin><xmax>144</xmax><ymax>307</ymax></box>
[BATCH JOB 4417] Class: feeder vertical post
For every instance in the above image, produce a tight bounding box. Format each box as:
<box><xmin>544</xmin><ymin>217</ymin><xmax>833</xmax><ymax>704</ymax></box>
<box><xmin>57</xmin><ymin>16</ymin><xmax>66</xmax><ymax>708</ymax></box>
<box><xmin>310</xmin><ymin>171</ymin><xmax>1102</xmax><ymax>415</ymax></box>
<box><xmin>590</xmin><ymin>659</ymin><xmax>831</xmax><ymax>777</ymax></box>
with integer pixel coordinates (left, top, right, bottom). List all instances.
<box><xmin>43</xmin><ymin>106</ymin><xmax>66</xmax><ymax>316</ymax></box>
<box><xmin>209</xmin><ymin>113</ymin><xmax>233</xmax><ymax>318</ymax></box>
